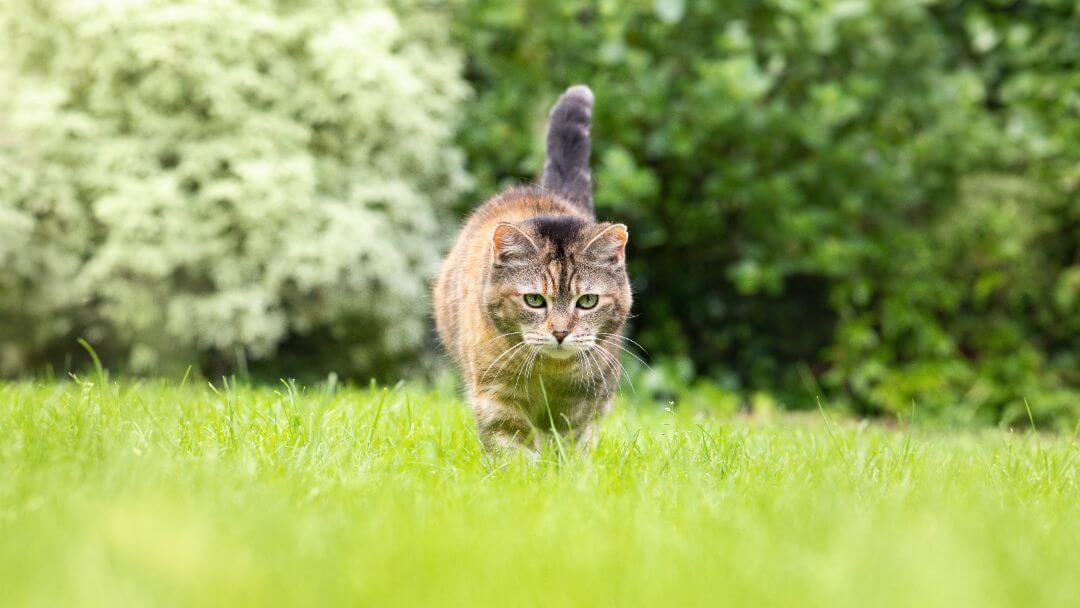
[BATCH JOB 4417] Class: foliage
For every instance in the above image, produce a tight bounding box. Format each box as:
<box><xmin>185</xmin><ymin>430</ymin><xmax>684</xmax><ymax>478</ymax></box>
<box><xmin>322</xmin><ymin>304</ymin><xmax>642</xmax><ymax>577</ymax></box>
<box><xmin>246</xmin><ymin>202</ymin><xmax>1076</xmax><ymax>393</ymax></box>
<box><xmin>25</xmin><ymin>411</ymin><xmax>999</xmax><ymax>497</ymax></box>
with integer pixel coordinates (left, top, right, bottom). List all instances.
<box><xmin>1</xmin><ymin>380</ymin><xmax>1078</xmax><ymax>606</ymax></box>
<box><xmin>0</xmin><ymin>0</ymin><xmax>470</xmax><ymax>376</ymax></box>
<box><xmin>453</xmin><ymin>0</ymin><xmax>1079</xmax><ymax>428</ymax></box>
<box><xmin>0</xmin><ymin>0</ymin><xmax>1074</xmax><ymax>428</ymax></box>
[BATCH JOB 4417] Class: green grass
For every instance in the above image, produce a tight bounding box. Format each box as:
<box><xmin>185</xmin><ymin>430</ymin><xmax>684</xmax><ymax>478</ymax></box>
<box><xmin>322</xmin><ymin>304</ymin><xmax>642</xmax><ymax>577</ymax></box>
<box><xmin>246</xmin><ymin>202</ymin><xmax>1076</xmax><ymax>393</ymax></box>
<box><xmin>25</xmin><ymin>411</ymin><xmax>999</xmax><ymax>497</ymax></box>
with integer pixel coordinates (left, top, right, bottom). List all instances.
<box><xmin>1</xmin><ymin>378</ymin><xmax>1077</xmax><ymax>607</ymax></box>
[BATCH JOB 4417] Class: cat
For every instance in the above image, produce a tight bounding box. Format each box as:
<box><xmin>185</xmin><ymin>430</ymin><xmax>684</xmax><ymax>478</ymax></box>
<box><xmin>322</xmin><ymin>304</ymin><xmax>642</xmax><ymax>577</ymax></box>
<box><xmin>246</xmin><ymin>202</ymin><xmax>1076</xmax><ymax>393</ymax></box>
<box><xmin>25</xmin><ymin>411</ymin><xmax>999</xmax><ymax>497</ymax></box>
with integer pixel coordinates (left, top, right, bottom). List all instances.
<box><xmin>434</xmin><ymin>85</ymin><xmax>632</xmax><ymax>456</ymax></box>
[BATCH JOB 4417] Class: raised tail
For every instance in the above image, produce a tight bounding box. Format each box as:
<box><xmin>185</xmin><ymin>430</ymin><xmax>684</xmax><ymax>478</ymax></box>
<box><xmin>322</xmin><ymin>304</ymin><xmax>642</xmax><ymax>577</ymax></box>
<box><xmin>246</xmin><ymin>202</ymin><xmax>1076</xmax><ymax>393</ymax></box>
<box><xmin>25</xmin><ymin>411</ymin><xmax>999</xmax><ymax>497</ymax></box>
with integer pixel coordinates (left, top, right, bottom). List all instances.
<box><xmin>541</xmin><ymin>85</ymin><xmax>594</xmax><ymax>216</ymax></box>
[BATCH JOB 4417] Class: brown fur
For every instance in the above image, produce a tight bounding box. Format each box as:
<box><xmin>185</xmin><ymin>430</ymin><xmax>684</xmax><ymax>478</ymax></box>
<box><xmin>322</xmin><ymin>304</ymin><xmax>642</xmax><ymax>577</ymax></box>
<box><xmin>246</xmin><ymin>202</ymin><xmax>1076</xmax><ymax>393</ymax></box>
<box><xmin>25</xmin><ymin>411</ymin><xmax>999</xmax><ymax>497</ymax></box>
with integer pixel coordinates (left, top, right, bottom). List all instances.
<box><xmin>434</xmin><ymin>187</ymin><xmax>632</xmax><ymax>455</ymax></box>
<box><xmin>435</xmin><ymin>86</ymin><xmax>631</xmax><ymax>455</ymax></box>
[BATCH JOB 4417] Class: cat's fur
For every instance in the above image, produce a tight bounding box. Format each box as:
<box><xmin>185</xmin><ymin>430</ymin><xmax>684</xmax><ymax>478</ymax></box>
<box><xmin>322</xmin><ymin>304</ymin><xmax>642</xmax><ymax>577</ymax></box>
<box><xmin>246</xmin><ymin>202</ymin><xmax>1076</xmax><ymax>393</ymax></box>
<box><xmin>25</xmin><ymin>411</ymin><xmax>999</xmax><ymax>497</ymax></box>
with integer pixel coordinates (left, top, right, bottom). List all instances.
<box><xmin>434</xmin><ymin>85</ymin><xmax>632</xmax><ymax>456</ymax></box>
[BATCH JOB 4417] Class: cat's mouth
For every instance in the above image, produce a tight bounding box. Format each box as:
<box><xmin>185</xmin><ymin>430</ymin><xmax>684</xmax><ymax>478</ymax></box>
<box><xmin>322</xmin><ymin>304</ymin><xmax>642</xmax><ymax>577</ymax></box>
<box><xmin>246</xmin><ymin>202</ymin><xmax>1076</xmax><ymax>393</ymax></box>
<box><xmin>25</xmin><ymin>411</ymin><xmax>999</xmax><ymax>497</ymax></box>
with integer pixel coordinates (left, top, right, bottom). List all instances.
<box><xmin>536</xmin><ymin>337</ymin><xmax>595</xmax><ymax>360</ymax></box>
<box><xmin>539</xmin><ymin>344</ymin><xmax>579</xmax><ymax>360</ymax></box>
<box><xmin>522</xmin><ymin>332</ymin><xmax>595</xmax><ymax>360</ymax></box>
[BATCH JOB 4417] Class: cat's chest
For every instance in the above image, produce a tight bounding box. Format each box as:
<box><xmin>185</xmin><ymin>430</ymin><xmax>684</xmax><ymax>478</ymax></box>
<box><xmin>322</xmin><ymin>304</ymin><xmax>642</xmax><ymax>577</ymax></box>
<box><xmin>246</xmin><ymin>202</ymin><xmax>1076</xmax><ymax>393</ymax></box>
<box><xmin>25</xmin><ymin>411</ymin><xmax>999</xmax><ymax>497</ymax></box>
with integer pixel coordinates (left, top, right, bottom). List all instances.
<box><xmin>494</xmin><ymin>362</ymin><xmax>599</xmax><ymax>414</ymax></box>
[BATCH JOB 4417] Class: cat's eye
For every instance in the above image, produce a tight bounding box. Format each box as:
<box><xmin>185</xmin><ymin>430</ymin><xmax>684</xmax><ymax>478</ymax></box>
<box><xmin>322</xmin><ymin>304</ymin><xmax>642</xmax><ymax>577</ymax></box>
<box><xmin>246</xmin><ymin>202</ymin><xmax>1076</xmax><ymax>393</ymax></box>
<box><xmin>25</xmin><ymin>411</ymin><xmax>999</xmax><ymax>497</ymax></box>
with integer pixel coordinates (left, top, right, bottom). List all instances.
<box><xmin>576</xmin><ymin>294</ymin><xmax>599</xmax><ymax>309</ymax></box>
<box><xmin>523</xmin><ymin>293</ymin><xmax>546</xmax><ymax>308</ymax></box>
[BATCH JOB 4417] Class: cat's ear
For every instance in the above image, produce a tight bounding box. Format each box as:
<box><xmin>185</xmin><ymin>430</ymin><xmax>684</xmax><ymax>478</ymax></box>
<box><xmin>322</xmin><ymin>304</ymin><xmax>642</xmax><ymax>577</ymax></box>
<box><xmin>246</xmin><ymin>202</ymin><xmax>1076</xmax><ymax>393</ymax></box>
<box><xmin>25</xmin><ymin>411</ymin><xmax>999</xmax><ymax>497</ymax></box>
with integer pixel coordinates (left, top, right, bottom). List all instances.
<box><xmin>491</xmin><ymin>223</ymin><xmax>539</xmax><ymax>267</ymax></box>
<box><xmin>582</xmin><ymin>223</ymin><xmax>628</xmax><ymax>267</ymax></box>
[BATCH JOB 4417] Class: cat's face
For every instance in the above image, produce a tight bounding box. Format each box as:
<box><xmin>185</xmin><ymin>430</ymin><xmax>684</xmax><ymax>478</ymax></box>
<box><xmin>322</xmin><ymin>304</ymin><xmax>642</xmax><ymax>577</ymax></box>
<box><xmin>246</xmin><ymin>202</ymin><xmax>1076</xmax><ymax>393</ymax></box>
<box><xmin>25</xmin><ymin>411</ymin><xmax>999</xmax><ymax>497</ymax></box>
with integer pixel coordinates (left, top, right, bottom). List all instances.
<box><xmin>485</xmin><ymin>215</ymin><xmax>631</xmax><ymax>361</ymax></box>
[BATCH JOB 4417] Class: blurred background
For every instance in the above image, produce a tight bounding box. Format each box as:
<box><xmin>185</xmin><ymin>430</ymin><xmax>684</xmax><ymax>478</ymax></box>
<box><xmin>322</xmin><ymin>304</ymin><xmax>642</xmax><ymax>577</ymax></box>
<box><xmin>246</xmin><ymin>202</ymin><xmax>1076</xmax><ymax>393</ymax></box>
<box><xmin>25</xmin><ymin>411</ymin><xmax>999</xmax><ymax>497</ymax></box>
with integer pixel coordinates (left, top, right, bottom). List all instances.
<box><xmin>0</xmin><ymin>0</ymin><xmax>1076</xmax><ymax>428</ymax></box>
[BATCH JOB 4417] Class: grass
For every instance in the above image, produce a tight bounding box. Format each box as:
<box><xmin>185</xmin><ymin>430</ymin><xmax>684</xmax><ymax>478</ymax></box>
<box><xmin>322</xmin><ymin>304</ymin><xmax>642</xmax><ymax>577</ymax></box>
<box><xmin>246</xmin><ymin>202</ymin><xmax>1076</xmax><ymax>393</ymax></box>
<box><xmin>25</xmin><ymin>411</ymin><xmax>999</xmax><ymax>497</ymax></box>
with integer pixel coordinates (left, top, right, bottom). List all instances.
<box><xmin>1</xmin><ymin>378</ymin><xmax>1077</xmax><ymax>607</ymax></box>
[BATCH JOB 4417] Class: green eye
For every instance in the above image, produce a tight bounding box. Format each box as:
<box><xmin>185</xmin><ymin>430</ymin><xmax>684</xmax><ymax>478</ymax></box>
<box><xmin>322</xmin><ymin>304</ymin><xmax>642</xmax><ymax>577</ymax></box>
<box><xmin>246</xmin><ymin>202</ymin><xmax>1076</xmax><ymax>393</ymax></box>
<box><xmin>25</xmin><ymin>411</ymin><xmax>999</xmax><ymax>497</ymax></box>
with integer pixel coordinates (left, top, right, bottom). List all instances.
<box><xmin>576</xmin><ymin>294</ymin><xmax>599</xmax><ymax>309</ymax></box>
<box><xmin>523</xmin><ymin>293</ymin><xmax>546</xmax><ymax>308</ymax></box>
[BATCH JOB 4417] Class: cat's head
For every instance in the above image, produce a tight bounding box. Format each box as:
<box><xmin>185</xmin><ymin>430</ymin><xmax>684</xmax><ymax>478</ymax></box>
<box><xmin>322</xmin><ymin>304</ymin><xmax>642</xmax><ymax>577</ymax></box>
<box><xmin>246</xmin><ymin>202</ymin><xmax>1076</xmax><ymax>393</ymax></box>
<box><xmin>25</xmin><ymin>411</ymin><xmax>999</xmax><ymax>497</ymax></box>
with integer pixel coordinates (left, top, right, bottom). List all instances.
<box><xmin>484</xmin><ymin>214</ymin><xmax>631</xmax><ymax>360</ymax></box>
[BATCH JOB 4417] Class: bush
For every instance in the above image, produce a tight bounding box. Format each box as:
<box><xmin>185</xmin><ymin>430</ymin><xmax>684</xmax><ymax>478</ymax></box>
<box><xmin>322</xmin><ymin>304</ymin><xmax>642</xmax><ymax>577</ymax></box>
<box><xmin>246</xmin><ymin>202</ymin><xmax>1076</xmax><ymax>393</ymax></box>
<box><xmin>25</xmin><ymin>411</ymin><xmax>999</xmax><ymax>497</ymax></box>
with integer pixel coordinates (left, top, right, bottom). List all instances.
<box><xmin>454</xmin><ymin>0</ymin><xmax>1078</xmax><ymax>428</ymax></box>
<box><xmin>0</xmin><ymin>0</ymin><xmax>469</xmax><ymax>376</ymax></box>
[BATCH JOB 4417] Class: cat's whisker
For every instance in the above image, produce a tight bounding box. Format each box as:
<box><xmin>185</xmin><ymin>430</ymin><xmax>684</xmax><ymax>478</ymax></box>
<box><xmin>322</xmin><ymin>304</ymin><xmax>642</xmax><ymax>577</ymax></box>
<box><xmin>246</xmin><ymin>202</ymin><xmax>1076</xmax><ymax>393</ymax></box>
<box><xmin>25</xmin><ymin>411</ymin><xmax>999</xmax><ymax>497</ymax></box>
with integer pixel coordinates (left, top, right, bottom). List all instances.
<box><xmin>596</xmin><ymin>333</ymin><xmax>649</xmax><ymax>356</ymax></box>
<box><xmin>504</xmin><ymin>347</ymin><xmax>537</xmax><ymax>391</ymax></box>
<box><xmin>527</xmin><ymin>351</ymin><xmax>540</xmax><ymax>395</ymax></box>
<box><xmin>581</xmin><ymin>353</ymin><xmax>593</xmax><ymax>389</ymax></box>
<box><xmin>482</xmin><ymin>331</ymin><xmax>523</xmax><ymax>345</ymax></box>
<box><xmin>577</xmin><ymin>351</ymin><xmax>596</xmax><ymax>389</ymax></box>
<box><xmin>597</xmin><ymin>336</ymin><xmax>652</xmax><ymax>371</ymax></box>
<box><xmin>481</xmin><ymin>341</ymin><xmax>530</xmax><ymax>382</ymax></box>
<box><xmin>575</xmin><ymin>352</ymin><xmax>586</xmax><ymax>387</ymax></box>
<box><xmin>594</xmin><ymin>350</ymin><xmax>619</xmax><ymax>390</ymax></box>
<box><xmin>576</xmin><ymin>349</ymin><xmax>591</xmax><ymax>385</ymax></box>
<box><xmin>522</xmin><ymin>350</ymin><xmax>540</xmax><ymax>398</ymax></box>
<box><xmin>592</xmin><ymin>344</ymin><xmax>636</xmax><ymax>394</ymax></box>
<box><xmin>511</xmin><ymin>347</ymin><xmax>537</xmax><ymax>394</ymax></box>
<box><xmin>595</xmin><ymin>333</ymin><xmax>646</xmax><ymax>357</ymax></box>
<box><xmin>586</xmin><ymin>349</ymin><xmax>607</xmax><ymax>389</ymax></box>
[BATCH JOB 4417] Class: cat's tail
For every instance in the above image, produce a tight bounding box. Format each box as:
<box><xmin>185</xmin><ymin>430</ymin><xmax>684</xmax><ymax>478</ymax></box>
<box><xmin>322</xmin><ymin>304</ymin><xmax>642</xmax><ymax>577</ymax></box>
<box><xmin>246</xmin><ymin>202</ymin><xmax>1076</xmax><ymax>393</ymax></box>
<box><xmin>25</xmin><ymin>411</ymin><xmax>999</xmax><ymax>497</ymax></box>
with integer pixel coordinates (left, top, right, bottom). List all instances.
<box><xmin>541</xmin><ymin>85</ymin><xmax>594</xmax><ymax>216</ymax></box>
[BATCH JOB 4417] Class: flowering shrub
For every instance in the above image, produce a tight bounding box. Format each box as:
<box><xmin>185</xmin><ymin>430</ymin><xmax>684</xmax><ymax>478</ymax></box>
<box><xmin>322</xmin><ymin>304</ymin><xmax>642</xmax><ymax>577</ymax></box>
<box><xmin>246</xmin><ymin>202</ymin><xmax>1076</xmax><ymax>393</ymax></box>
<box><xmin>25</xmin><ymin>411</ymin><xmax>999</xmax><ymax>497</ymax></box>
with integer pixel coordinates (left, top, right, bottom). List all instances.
<box><xmin>0</xmin><ymin>0</ymin><xmax>469</xmax><ymax>375</ymax></box>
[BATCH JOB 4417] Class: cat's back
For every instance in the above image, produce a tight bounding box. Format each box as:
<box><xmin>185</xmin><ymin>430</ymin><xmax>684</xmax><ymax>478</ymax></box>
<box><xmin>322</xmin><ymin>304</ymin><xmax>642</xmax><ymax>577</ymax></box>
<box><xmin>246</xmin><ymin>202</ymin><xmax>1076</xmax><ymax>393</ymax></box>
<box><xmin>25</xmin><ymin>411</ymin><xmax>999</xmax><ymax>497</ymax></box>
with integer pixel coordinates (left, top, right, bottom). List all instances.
<box><xmin>433</xmin><ymin>187</ymin><xmax>586</xmax><ymax>362</ymax></box>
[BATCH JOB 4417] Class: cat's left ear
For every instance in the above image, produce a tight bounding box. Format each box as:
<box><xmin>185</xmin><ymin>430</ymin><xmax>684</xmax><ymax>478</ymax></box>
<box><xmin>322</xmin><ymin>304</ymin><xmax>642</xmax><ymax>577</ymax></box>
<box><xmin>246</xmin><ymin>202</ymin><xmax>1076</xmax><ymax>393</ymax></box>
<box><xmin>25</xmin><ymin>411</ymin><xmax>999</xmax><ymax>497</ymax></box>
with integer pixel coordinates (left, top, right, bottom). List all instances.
<box><xmin>582</xmin><ymin>223</ymin><xmax>628</xmax><ymax>267</ymax></box>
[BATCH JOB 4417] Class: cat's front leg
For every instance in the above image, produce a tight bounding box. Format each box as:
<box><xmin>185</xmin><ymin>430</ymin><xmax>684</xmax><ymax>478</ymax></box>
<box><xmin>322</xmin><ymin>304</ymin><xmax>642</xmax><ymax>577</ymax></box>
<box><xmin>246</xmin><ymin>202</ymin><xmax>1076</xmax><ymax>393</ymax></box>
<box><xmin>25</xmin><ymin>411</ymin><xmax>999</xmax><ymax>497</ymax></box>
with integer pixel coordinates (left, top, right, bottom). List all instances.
<box><xmin>472</xmin><ymin>392</ymin><xmax>540</xmax><ymax>460</ymax></box>
<box><xmin>571</xmin><ymin>421</ymin><xmax>599</xmax><ymax>452</ymax></box>
<box><xmin>563</xmin><ymin>397</ymin><xmax>610</xmax><ymax>453</ymax></box>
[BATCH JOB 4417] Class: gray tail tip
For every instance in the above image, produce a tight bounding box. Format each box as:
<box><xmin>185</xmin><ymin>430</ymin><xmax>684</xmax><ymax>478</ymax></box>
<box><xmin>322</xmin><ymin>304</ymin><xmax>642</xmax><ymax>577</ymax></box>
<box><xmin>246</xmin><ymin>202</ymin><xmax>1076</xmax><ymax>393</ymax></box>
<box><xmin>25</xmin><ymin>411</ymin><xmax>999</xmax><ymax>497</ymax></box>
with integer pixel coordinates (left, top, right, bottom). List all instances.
<box><xmin>560</xmin><ymin>84</ymin><xmax>594</xmax><ymax>107</ymax></box>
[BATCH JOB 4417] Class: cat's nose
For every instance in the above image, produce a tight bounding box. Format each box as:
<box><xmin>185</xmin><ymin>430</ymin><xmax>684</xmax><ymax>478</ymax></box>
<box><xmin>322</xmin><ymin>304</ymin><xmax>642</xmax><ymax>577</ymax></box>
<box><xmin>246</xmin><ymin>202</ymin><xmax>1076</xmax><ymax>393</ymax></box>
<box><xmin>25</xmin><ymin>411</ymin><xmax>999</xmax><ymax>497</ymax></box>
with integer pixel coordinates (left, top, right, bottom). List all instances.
<box><xmin>552</xmin><ymin>330</ymin><xmax>570</xmax><ymax>344</ymax></box>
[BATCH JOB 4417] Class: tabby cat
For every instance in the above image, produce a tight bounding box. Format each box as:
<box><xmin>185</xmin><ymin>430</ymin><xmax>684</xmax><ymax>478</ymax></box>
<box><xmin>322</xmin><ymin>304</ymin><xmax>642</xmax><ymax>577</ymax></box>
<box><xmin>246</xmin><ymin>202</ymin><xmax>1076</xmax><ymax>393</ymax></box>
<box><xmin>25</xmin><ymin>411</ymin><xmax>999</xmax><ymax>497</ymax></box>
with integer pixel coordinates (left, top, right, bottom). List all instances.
<box><xmin>434</xmin><ymin>85</ymin><xmax>632</xmax><ymax>456</ymax></box>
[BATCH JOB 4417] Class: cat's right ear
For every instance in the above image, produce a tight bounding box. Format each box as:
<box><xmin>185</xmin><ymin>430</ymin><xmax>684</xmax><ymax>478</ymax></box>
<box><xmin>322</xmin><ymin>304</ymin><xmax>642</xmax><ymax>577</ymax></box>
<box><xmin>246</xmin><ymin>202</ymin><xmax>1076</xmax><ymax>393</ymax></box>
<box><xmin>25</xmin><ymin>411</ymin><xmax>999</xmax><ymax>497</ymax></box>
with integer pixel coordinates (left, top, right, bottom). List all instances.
<box><xmin>491</xmin><ymin>223</ymin><xmax>539</xmax><ymax>267</ymax></box>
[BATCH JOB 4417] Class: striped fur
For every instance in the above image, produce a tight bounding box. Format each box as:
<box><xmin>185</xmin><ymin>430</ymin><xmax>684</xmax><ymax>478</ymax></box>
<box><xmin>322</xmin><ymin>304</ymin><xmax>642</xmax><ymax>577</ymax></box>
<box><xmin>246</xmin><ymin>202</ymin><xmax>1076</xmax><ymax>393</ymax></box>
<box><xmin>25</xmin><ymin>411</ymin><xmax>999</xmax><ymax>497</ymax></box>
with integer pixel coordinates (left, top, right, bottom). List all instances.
<box><xmin>433</xmin><ymin>87</ymin><xmax>631</xmax><ymax>456</ymax></box>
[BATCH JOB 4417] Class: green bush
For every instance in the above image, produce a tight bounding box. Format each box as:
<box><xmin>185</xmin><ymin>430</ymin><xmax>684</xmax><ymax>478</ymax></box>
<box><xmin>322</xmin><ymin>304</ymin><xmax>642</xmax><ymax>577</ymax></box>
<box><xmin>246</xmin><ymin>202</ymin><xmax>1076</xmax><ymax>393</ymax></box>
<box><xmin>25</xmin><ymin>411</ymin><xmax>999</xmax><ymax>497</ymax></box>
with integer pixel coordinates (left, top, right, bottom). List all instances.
<box><xmin>0</xmin><ymin>0</ymin><xmax>469</xmax><ymax>376</ymax></box>
<box><xmin>454</xmin><ymin>0</ymin><xmax>1078</xmax><ymax>428</ymax></box>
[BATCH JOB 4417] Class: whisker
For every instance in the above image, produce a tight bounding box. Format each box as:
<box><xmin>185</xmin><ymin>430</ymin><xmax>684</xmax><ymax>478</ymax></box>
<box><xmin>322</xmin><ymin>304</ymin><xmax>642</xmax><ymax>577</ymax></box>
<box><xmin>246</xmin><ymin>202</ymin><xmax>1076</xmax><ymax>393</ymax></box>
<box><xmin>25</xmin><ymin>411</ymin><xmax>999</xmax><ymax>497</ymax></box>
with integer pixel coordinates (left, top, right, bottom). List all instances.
<box><xmin>587</xmin><ymin>349</ymin><xmax>609</xmax><ymax>390</ymax></box>
<box><xmin>596</xmin><ymin>333</ymin><xmax>649</xmax><ymax>356</ymax></box>
<box><xmin>481</xmin><ymin>341</ymin><xmax>530</xmax><ymax>382</ymax></box>
<box><xmin>592</xmin><ymin>344</ymin><xmax>636</xmax><ymax>394</ymax></box>
<box><xmin>577</xmin><ymin>350</ymin><xmax>596</xmax><ymax>389</ymax></box>
<box><xmin>578</xmin><ymin>349</ymin><xmax>595</xmax><ymax>388</ymax></box>
<box><xmin>512</xmin><ymin>348</ymin><xmax>537</xmax><ymax>394</ymax></box>
<box><xmin>597</xmin><ymin>336</ymin><xmax>653</xmax><ymax>371</ymax></box>
<box><xmin>482</xmin><ymin>331</ymin><xmax>523</xmax><ymax>345</ymax></box>
<box><xmin>502</xmin><ymin>346</ymin><xmax>535</xmax><ymax>388</ymax></box>
<box><xmin>523</xmin><ymin>350</ymin><xmax>540</xmax><ymax>398</ymax></box>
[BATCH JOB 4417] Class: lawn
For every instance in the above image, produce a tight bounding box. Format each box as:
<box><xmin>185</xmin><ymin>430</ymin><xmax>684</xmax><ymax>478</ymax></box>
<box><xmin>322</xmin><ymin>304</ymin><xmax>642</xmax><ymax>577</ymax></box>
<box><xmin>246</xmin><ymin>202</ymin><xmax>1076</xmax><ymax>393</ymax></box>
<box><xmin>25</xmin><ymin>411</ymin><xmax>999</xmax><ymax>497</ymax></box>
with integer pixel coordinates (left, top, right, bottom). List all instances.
<box><xmin>1</xmin><ymin>378</ymin><xmax>1077</xmax><ymax>607</ymax></box>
